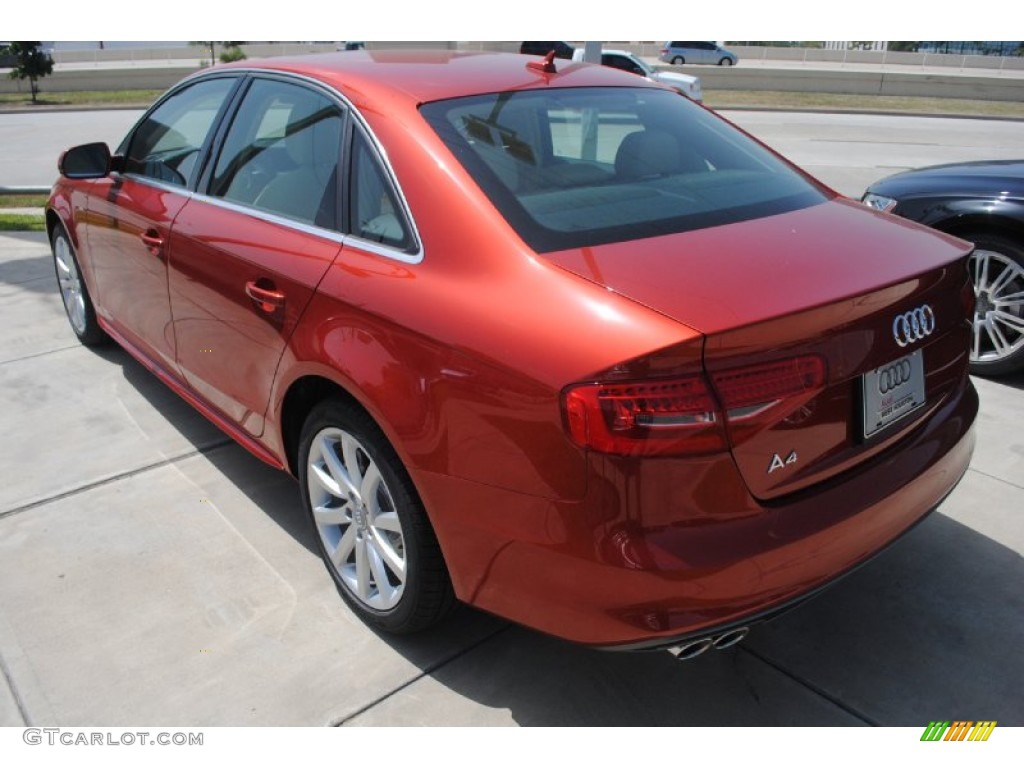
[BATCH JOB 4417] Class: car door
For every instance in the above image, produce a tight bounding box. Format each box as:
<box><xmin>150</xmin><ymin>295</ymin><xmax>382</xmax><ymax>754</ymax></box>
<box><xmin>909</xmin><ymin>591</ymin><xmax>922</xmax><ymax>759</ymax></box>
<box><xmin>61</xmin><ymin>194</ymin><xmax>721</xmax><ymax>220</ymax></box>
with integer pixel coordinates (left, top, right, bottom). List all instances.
<box><xmin>167</xmin><ymin>76</ymin><xmax>345</xmax><ymax>437</ymax></box>
<box><xmin>84</xmin><ymin>77</ymin><xmax>238</xmax><ymax>373</ymax></box>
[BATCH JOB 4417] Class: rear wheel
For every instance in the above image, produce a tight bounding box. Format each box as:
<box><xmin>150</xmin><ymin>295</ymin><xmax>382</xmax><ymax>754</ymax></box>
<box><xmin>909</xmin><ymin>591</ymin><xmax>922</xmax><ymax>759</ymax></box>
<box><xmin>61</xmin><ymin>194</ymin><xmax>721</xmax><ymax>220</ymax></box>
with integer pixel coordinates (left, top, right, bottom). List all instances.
<box><xmin>51</xmin><ymin>224</ymin><xmax>107</xmax><ymax>346</ymax></box>
<box><xmin>298</xmin><ymin>399</ymin><xmax>455</xmax><ymax>633</ymax></box>
<box><xmin>671</xmin><ymin>56</ymin><xmax>685</xmax><ymax>65</ymax></box>
<box><xmin>964</xmin><ymin>232</ymin><xmax>1024</xmax><ymax>376</ymax></box>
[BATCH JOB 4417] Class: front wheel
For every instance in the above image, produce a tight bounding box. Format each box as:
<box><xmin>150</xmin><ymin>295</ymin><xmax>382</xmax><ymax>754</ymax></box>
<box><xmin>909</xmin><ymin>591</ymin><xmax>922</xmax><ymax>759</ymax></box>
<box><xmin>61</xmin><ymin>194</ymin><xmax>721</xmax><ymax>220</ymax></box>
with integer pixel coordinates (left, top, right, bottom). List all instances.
<box><xmin>298</xmin><ymin>399</ymin><xmax>455</xmax><ymax>633</ymax></box>
<box><xmin>719</xmin><ymin>57</ymin><xmax>734</xmax><ymax>66</ymax></box>
<box><xmin>964</xmin><ymin>232</ymin><xmax>1024</xmax><ymax>376</ymax></box>
<box><xmin>51</xmin><ymin>224</ymin><xmax>107</xmax><ymax>346</ymax></box>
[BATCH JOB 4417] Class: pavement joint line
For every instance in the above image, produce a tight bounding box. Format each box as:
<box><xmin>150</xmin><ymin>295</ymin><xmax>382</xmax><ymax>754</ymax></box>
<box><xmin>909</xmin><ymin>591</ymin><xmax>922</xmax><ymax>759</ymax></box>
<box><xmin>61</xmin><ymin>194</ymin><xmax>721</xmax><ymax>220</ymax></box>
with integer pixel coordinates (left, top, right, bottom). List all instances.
<box><xmin>1</xmin><ymin>274</ymin><xmax>53</xmax><ymax>288</ymax></box>
<box><xmin>0</xmin><ymin>343</ymin><xmax>84</xmax><ymax>367</ymax></box>
<box><xmin>738</xmin><ymin>645</ymin><xmax>880</xmax><ymax>726</ymax></box>
<box><xmin>966</xmin><ymin>466</ymin><xmax>1024</xmax><ymax>493</ymax></box>
<box><xmin>330</xmin><ymin>622</ymin><xmax>513</xmax><ymax>726</ymax></box>
<box><xmin>0</xmin><ymin>438</ymin><xmax>235</xmax><ymax>521</ymax></box>
<box><xmin>0</xmin><ymin>649</ymin><xmax>30</xmax><ymax>726</ymax></box>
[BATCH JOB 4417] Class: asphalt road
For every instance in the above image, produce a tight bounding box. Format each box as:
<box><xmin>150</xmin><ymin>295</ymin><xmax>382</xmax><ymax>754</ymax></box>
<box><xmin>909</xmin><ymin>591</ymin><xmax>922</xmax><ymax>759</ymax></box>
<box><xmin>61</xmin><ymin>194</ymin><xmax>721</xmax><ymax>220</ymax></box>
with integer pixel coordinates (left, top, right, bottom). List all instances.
<box><xmin>0</xmin><ymin>110</ymin><xmax>1022</xmax><ymax>727</ymax></box>
<box><xmin>2</xmin><ymin>108</ymin><xmax>1023</xmax><ymax>197</ymax></box>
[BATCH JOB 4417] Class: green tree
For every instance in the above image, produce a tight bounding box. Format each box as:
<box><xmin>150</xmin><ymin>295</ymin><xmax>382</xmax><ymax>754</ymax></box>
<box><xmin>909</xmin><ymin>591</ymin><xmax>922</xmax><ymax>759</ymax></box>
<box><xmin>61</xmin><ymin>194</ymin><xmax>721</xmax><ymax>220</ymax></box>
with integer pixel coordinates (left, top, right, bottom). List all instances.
<box><xmin>3</xmin><ymin>42</ymin><xmax>54</xmax><ymax>103</ymax></box>
<box><xmin>219</xmin><ymin>43</ymin><xmax>247</xmax><ymax>63</ymax></box>
<box><xmin>888</xmin><ymin>42</ymin><xmax>921</xmax><ymax>52</ymax></box>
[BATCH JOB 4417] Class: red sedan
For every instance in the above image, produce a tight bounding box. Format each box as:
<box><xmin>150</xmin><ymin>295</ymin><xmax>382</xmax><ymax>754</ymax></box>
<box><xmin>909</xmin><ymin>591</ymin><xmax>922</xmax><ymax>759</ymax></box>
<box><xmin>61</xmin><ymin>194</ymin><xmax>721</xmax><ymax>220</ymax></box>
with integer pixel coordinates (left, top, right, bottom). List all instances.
<box><xmin>47</xmin><ymin>51</ymin><xmax>977</xmax><ymax>657</ymax></box>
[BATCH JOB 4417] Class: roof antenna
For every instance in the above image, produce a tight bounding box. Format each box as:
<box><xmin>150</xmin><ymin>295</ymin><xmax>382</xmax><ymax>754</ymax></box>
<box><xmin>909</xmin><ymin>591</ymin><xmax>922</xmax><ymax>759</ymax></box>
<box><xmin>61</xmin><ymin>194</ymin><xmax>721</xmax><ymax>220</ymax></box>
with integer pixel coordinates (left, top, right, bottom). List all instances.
<box><xmin>527</xmin><ymin>50</ymin><xmax>558</xmax><ymax>74</ymax></box>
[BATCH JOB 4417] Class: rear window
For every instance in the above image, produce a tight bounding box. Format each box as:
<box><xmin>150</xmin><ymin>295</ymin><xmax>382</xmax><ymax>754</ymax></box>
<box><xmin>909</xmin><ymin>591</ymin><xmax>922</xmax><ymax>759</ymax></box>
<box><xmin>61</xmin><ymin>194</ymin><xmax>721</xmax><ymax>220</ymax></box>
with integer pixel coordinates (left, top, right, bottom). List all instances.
<box><xmin>420</xmin><ymin>87</ymin><xmax>827</xmax><ymax>252</ymax></box>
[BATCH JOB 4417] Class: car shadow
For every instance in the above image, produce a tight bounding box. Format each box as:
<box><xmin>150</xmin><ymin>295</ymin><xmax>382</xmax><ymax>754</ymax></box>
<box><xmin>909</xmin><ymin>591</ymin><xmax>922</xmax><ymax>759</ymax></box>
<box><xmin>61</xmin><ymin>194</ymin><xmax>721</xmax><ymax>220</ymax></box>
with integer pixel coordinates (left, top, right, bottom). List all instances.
<box><xmin>78</xmin><ymin>343</ymin><xmax>1023</xmax><ymax>727</ymax></box>
<box><xmin>87</xmin><ymin>342</ymin><xmax>319</xmax><ymax>555</ymax></box>
<box><xmin>0</xmin><ymin>255</ymin><xmax>57</xmax><ymax>295</ymax></box>
<box><xmin>369</xmin><ymin>511</ymin><xmax>1024</xmax><ymax>726</ymax></box>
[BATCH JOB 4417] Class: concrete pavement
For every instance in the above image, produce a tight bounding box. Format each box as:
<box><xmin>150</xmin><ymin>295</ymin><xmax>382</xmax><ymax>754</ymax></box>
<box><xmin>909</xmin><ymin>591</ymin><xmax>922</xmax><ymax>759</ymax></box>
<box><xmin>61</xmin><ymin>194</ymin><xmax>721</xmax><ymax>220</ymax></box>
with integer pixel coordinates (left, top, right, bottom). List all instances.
<box><xmin>0</xmin><ymin>229</ymin><xmax>1021</xmax><ymax>726</ymax></box>
<box><xmin>0</xmin><ymin>109</ymin><xmax>1023</xmax><ymax>726</ymax></box>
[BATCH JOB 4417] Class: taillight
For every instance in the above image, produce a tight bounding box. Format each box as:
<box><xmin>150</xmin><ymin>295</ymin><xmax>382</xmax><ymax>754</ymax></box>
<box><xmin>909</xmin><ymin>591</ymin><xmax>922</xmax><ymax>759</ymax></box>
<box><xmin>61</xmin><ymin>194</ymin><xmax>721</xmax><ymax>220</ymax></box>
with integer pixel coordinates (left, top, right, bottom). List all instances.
<box><xmin>711</xmin><ymin>356</ymin><xmax>826</xmax><ymax>420</ymax></box>
<box><xmin>563</xmin><ymin>375</ymin><xmax>726</xmax><ymax>456</ymax></box>
<box><xmin>562</xmin><ymin>355</ymin><xmax>826</xmax><ymax>457</ymax></box>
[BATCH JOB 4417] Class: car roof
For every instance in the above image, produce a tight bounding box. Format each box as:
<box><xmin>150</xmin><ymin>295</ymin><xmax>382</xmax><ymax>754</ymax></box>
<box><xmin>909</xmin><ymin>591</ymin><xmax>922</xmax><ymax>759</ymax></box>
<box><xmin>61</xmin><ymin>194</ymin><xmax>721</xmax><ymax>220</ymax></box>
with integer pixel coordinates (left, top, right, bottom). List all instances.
<box><xmin>213</xmin><ymin>50</ymin><xmax>656</xmax><ymax>106</ymax></box>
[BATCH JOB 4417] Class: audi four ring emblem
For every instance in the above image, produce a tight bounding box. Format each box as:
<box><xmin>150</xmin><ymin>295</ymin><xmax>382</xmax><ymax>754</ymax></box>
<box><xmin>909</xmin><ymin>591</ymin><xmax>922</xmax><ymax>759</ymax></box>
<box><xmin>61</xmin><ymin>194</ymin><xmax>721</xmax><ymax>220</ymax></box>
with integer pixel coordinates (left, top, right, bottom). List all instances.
<box><xmin>892</xmin><ymin>305</ymin><xmax>936</xmax><ymax>347</ymax></box>
<box><xmin>877</xmin><ymin>359</ymin><xmax>913</xmax><ymax>394</ymax></box>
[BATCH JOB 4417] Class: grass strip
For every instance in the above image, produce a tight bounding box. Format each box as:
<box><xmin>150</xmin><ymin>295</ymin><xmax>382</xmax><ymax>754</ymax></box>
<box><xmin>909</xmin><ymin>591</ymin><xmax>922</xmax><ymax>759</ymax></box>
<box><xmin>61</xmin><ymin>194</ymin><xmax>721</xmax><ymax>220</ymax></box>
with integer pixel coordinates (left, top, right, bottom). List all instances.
<box><xmin>0</xmin><ymin>195</ymin><xmax>49</xmax><ymax>208</ymax></box>
<box><xmin>0</xmin><ymin>214</ymin><xmax>46</xmax><ymax>232</ymax></box>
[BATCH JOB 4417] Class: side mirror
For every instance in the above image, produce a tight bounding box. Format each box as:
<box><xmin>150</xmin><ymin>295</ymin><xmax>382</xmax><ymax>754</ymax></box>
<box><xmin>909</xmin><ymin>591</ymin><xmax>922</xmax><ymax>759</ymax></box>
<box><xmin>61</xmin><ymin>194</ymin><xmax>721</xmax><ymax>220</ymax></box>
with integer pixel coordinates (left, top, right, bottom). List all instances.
<box><xmin>59</xmin><ymin>142</ymin><xmax>112</xmax><ymax>179</ymax></box>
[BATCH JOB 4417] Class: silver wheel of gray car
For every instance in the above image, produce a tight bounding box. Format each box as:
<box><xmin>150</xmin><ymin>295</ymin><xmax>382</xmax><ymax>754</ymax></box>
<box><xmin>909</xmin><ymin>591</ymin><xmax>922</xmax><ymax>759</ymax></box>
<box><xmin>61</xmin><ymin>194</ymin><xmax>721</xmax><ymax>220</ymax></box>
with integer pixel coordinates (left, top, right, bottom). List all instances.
<box><xmin>306</xmin><ymin>426</ymin><xmax>407</xmax><ymax>611</ymax></box>
<box><xmin>719</xmin><ymin>58</ymin><xmax>734</xmax><ymax>66</ymax></box>
<box><xmin>966</xmin><ymin>235</ymin><xmax>1024</xmax><ymax>375</ymax></box>
<box><xmin>50</xmin><ymin>225</ymin><xmax>107</xmax><ymax>346</ymax></box>
<box><xmin>671</xmin><ymin>56</ymin><xmax>684</xmax><ymax>65</ymax></box>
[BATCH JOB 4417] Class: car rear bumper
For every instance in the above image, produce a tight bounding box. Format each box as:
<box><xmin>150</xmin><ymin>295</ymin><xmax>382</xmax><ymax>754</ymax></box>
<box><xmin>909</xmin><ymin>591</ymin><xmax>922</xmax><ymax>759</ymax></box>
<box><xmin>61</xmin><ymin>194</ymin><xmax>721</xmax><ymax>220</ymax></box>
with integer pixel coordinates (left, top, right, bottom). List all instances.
<box><xmin>417</xmin><ymin>375</ymin><xmax>977</xmax><ymax>648</ymax></box>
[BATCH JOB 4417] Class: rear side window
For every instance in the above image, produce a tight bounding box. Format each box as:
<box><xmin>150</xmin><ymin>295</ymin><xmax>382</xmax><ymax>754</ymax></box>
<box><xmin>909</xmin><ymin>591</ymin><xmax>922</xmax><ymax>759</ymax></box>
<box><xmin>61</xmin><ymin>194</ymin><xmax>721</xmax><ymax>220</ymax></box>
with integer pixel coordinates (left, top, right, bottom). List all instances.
<box><xmin>125</xmin><ymin>78</ymin><xmax>235</xmax><ymax>188</ymax></box>
<box><xmin>420</xmin><ymin>87</ymin><xmax>827</xmax><ymax>253</ymax></box>
<box><xmin>349</xmin><ymin>130</ymin><xmax>414</xmax><ymax>252</ymax></box>
<box><xmin>209</xmin><ymin>78</ymin><xmax>344</xmax><ymax>229</ymax></box>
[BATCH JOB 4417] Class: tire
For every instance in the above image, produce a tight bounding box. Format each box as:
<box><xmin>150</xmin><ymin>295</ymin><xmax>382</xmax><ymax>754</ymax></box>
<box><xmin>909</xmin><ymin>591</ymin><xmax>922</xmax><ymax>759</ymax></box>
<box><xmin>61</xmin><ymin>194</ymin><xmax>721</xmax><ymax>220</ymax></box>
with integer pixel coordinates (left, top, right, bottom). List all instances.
<box><xmin>298</xmin><ymin>399</ymin><xmax>455</xmax><ymax>633</ymax></box>
<box><xmin>50</xmin><ymin>224</ymin><xmax>108</xmax><ymax>346</ymax></box>
<box><xmin>719</xmin><ymin>57</ymin><xmax>734</xmax><ymax>66</ymax></box>
<box><xmin>964</xmin><ymin>232</ymin><xmax>1024</xmax><ymax>376</ymax></box>
<box><xmin>671</xmin><ymin>56</ymin><xmax>685</xmax><ymax>65</ymax></box>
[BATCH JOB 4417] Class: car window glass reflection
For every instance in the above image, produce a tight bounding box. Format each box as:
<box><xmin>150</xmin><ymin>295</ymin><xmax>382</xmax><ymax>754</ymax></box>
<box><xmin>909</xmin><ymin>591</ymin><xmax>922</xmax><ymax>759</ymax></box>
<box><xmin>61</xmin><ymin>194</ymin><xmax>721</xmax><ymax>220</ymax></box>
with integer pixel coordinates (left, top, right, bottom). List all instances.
<box><xmin>210</xmin><ymin>79</ymin><xmax>344</xmax><ymax>229</ymax></box>
<box><xmin>124</xmin><ymin>78</ymin><xmax>235</xmax><ymax>188</ymax></box>
<box><xmin>351</xmin><ymin>132</ymin><xmax>412</xmax><ymax>250</ymax></box>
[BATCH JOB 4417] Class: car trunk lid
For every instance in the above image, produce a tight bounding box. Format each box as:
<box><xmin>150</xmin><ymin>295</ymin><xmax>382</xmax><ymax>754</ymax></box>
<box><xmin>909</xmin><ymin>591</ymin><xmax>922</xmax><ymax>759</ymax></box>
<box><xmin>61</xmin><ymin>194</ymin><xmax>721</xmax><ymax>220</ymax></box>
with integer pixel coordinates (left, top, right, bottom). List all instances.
<box><xmin>543</xmin><ymin>198</ymin><xmax>974</xmax><ymax>499</ymax></box>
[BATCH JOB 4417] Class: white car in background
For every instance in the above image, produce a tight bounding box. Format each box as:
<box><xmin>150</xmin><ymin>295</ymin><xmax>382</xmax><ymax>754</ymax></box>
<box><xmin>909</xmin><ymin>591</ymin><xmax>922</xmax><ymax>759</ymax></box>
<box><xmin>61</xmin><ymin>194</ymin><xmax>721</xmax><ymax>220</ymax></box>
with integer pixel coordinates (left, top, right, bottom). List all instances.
<box><xmin>572</xmin><ymin>48</ymin><xmax>702</xmax><ymax>103</ymax></box>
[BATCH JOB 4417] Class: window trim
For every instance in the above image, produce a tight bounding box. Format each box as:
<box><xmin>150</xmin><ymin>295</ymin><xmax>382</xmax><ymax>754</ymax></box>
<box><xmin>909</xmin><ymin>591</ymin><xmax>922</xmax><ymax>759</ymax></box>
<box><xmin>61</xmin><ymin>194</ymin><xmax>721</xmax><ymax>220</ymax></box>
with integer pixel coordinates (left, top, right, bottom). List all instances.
<box><xmin>203</xmin><ymin>74</ymin><xmax>348</xmax><ymax>232</ymax></box>
<box><xmin>115</xmin><ymin>68</ymin><xmax>424</xmax><ymax>265</ymax></box>
<box><xmin>117</xmin><ymin>74</ymin><xmax>245</xmax><ymax>193</ymax></box>
<box><xmin>344</xmin><ymin>124</ymin><xmax>418</xmax><ymax>257</ymax></box>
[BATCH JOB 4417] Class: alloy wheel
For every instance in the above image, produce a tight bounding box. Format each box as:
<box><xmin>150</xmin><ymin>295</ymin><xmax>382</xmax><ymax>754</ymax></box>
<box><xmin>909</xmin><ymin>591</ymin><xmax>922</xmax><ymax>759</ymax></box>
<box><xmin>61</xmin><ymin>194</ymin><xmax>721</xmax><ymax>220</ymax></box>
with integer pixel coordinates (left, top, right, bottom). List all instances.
<box><xmin>53</xmin><ymin>233</ymin><xmax>87</xmax><ymax>335</ymax></box>
<box><xmin>969</xmin><ymin>247</ymin><xmax>1024</xmax><ymax>366</ymax></box>
<box><xmin>306</xmin><ymin>426</ymin><xmax>407</xmax><ymax>611</ymax></box>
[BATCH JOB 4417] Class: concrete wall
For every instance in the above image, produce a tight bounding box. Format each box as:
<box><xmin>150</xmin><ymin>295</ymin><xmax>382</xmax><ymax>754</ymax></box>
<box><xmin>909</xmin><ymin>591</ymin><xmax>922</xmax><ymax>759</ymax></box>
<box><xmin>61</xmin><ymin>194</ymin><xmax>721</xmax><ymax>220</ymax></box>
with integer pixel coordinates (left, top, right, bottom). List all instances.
<box><xmin>681</xmin><ymin>67</ymin><xmax>1024</xmax><ymax>101</ymax></box>
<box><xmin>1</xmin><ymin>67</ymin><xmax>200</xmax><ymax>95</ymax></box>
<box><xmin>3</xmin><ymin>43</ymin><xmax>1023</xmax><ymax>102</ymax></box>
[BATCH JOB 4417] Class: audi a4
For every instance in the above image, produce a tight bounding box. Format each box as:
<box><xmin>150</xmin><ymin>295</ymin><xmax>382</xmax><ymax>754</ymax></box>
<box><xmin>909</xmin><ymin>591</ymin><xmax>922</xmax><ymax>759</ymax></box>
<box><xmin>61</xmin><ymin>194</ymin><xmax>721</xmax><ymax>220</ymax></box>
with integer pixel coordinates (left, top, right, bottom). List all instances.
<box><xmin>47</xmin><ymin>51</ymin><xmax>977</xmax><ymax>656</ymax></box>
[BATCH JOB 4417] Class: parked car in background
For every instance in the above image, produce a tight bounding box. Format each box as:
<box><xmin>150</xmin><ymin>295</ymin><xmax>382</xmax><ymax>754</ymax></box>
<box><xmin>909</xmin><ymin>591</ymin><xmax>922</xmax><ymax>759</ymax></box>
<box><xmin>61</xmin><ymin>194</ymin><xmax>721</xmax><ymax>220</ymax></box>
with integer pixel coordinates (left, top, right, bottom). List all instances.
<box><xmin>659</xmin><ymin>41</ymin><xmax>738</xmax><ymax>66</ymax></box>
<box><xmin>520</xmin><ymin>41</ymin><xmax>575</xmax><ymax>60</ymax></box>
<box><xmin>571</xmin><ymin>48</ymin><xmax>702</xmax><ymax>102</ymax></box>
<box><xmin>863</xmin><ymin>160</ymin><xmax>1024</xmax><ymax>376</ymax></box>
<box><xmin>47</xmin><ymin>51</ymin><xmax>976</xmax><ymax>657</ymax></box>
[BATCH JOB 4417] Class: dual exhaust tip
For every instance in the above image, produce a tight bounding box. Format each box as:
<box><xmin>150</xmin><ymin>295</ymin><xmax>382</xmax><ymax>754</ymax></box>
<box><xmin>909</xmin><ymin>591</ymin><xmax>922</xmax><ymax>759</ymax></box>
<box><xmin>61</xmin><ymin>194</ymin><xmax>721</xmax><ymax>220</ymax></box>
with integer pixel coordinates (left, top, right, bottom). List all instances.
<box><xmin>666</xmin><ymin>626</ymin><xmax>749</xmax><ymax>660</ymax></box>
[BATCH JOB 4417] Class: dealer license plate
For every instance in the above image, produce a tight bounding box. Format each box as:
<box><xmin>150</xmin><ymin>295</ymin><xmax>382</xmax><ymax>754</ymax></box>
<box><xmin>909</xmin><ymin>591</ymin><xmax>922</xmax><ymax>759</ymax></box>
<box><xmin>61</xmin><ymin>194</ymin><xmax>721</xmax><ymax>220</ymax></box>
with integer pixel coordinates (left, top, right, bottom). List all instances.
<box><xmin>862</xmin><ymin>349</ymin><xmax>926</xmax><ymax>439</ymax></box>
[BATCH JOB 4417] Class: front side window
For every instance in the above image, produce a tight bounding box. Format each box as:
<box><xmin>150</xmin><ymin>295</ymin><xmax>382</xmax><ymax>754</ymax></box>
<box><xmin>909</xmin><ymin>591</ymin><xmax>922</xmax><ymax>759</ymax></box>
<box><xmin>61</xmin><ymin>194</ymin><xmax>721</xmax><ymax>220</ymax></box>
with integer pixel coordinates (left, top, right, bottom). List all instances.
<box><xmin>421</xmin><ymin>87</ymin><xmax>828</xmax><ymax>253</ymax></box>
<box><xmin>124</xmin><ymin>78</ymin><xmax>235</xmax><ymax>188</ymax></box>
<box><xmin>210</xmin><ymin>78</ymin><xmax>344</xmax><ymax>229</ymax></box>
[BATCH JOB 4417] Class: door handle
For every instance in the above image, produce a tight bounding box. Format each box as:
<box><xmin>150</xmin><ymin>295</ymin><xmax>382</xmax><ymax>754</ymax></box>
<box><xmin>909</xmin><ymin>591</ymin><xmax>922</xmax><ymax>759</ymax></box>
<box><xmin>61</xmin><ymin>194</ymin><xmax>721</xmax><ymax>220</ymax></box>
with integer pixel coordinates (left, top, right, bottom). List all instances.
<box><xmin>245</xmin><ymin>280</ymin><xmax>286</xmax><ymax>313</ymax></box>
<box><xmin>140</xmin><ymin>230</ymin><xmax>164</xmax><ymax>256</ymax></box>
